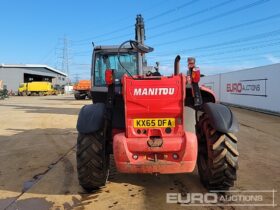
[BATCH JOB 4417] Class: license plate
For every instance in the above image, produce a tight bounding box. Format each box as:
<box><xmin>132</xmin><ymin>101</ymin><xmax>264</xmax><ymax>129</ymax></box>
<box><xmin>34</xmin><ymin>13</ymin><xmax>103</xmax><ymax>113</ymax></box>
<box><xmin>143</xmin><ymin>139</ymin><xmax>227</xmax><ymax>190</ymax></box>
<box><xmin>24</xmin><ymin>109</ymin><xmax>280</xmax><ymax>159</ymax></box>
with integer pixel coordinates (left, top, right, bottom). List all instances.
<box><xmin>133</xmin><ymin>118</ymin><xmax>175</xmax><ymax>128</ymax></box>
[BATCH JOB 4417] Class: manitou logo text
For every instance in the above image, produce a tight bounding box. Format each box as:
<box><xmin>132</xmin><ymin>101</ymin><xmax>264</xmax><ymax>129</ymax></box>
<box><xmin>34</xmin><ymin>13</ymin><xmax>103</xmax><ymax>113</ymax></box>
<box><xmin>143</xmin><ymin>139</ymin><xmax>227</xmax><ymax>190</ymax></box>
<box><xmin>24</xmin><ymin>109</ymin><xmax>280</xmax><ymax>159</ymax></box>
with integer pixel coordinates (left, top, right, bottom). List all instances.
<box><xmin>133</xmin><ymin>88</ymin><xmax>175</xmax><ymax>96</ymax></box>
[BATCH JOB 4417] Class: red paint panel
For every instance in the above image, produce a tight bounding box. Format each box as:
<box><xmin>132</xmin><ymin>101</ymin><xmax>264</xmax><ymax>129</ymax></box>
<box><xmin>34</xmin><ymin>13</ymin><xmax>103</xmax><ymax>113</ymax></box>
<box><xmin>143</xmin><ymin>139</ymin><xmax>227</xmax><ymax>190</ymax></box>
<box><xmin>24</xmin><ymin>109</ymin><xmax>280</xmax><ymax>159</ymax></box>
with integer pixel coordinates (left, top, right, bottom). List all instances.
<box><xmin>122</xmin><ymin>74</ymin><xmax>186</xmax><ymax>138</ymax></box>
<box><xmin>113</xmin><ymin>132</ymin><xmax>197</xmax><ymax>174</ymax></box>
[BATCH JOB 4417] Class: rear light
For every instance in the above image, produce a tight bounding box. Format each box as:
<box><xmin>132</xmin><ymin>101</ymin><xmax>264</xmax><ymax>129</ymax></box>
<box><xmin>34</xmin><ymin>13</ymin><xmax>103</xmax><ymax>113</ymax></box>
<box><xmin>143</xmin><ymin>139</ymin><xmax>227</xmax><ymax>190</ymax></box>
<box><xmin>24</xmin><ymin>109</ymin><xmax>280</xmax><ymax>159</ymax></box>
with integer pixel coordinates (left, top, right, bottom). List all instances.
<box><xmin>192</xmin><ymin>67</ymin><xmax>200</xmax><ymax>83</ymax></box>
<box><xmin>132</xmin><ymin>154</ymin><xmax>138</xmax><ymax>160</ymax></box>
<box><xmin>105</xmin><ymin>69</ymin><xmax>114</xmax><ymax>85</ymax></box>
<box><xmin>172</xmin><ymin>153</ymin><xmax>179</xmax><ymax>159</ymax></box>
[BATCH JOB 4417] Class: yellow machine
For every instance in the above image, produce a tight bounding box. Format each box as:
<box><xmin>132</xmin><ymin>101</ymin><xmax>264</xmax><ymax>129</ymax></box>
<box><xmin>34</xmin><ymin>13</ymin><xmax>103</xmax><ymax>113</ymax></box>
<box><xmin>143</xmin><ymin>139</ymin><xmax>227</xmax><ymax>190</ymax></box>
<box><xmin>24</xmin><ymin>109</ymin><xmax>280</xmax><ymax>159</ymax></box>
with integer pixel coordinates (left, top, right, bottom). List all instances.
<box><xmin>18</xmin><ymin>82</ymin><xmax>56</xmax><ymax>96</ymax></box>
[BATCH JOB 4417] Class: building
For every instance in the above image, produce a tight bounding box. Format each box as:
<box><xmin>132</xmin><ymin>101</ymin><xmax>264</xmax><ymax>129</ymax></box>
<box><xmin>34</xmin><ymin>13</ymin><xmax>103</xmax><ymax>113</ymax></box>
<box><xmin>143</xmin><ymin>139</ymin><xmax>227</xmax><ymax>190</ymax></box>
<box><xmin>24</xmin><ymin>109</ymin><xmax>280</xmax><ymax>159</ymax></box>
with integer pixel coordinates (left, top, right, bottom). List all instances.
<box><xmin>0</xmin><ymin>64</ymin><xmax>67</xmax><ymax>93</ymax></box>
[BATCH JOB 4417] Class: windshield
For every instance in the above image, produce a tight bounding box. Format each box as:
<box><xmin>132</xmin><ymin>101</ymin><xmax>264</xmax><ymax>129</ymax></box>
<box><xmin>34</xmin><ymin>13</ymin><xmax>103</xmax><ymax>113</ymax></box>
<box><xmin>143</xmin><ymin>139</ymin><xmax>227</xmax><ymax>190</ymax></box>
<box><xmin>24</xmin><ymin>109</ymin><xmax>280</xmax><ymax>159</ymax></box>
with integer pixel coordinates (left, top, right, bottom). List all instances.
<box><xmin>94</xmin><ymin>53</ymin><xmax>137</xmax><ymax>86</ymax></box>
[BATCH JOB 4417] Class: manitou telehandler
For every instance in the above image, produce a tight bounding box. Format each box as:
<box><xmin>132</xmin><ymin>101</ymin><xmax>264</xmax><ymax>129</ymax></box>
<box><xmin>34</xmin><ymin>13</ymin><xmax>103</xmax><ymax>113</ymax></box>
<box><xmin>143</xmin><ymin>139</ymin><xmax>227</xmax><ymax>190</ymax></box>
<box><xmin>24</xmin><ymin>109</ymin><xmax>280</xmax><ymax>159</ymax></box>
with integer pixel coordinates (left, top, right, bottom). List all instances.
<box><xmin>76</xmin><ymin>15</ymin><xmax>239</xmax><ymax>192</ymax></box>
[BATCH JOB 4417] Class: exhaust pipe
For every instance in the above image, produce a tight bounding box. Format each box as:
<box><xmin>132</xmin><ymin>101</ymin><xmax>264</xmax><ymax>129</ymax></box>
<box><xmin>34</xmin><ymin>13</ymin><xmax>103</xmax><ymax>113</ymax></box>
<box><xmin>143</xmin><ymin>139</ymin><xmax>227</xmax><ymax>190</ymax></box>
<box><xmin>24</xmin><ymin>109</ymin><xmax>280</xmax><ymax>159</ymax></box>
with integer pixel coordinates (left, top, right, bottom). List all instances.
<box><xmin>174</xmin><ymin>55</ymin><xmax>180</xmax><ymax>75</ymax></box>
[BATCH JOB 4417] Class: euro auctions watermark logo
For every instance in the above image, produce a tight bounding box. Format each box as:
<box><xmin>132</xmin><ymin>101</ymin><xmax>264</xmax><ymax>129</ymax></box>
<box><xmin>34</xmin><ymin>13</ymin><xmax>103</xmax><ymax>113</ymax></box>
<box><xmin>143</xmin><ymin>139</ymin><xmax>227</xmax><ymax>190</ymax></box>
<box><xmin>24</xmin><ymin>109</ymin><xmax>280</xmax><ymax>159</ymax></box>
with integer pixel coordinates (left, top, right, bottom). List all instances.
<box><xmin>166</xmin><ymin>190</ymin><xmax>277</xmax><ymax>207</ymax></box>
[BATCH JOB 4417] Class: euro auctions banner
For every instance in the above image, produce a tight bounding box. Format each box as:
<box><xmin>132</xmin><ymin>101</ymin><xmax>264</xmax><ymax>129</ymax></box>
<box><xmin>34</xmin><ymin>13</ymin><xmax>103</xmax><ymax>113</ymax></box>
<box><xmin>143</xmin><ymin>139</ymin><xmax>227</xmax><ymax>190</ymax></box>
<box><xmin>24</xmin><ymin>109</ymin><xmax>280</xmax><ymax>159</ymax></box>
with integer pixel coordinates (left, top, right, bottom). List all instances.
<box><xmin>201</xmin><ymin>63</ymin><xmax>280</xmax><ymax>113</ymax></box>
<box><xmin>226</xmin><ymin>79</ymin><xmax>267</xmax><ymax>97</ymax></box>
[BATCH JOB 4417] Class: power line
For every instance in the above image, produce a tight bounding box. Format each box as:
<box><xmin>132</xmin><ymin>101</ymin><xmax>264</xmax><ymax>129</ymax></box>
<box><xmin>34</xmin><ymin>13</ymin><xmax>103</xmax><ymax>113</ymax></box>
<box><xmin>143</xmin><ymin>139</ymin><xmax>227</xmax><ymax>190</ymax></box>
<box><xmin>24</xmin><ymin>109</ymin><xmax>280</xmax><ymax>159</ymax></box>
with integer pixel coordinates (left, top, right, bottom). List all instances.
<box><xmin>96</xmin><ymin>32</ymin><xmax>134</xmax><ymax>43</ymax></box>
<box><xmin>72</xmin><ymin>54</ymin><xmax>92</xmax><ymax>57</ymax></box>
<box><xmin>199</xmin><ymin>51</ymin><xmax>280</xmax><ymax>65</ymax></box>
<box><xmin>146</xmin><ymin>0</ymin><xmax>199</xmax><ymax>21</ymax></box>
<box><xmin>72</xmin><ymin>73</ymin><xmax>80</xmax><ymax>83</ymax></box>
<box><xmin>72</xmin><ymin>50</ymin><xmax>92</xmax><ymax>55</ymax></box>
<box><xmin>71</xmin><ymin>63</ymin><xmax>91</xmax><ymax>66</ymax></box>
<box><xmin>40</xmin><ymin>42</ymin><xmax>58</xmax><ymax>64</ymax></box>
<box><xmin>68</xmin><ymin>0</ymin><xmax>276</xmax><ymax>71</ymax></box>
<box><xmin>198</xmin><ymin>41</ymin><xmax>280</xmax><ymax>58</ymax></box>
<box><xmin>153</xmin><ymin>28</ymin><xmax>280</xmax><ymax>56</ymax></box>
<box><xmin>201</xmin><ymin>49</ymin><xmax>280</xmax><ymax>61</ymax></box>
<box><xmin>72</xmin><ymin>0</ymin><xmax>171</xmax><ymax>44</ymax></box>
<box><xmin>39</xmin><ymin>39</ymin><xmax>66</xmax><ymax>67</ymax></box>
<box><xmin>77</xmin><ymin>0</ymin><xmax>272</xmax><ymax>45</ymax></box>
<box><xmin>157</xmin><ymin>41</ymin><xmax>280</xmax><ymax>64</ymax></box>
<box><xmin>149</xmin><ymin>0</ymin><xmax>271</xmax><ymax>39</ymax></box>
<box><xmin>197</xmin><ymin>37</ymin><xmax>280</xmax><ymax>52</ymax></box>
<box><xmin>72</xmin><ymin>0</ymin><xmax>201</xmax><ymax>45</ymax></box>
<box><xmin>178</xmin><ymin>29</ymin><xmax>280</xmax><ymax>53</ymax></box>
<box><xmin>92</xmin><ymin>0</ymin><xmax>233</xmax><ymax>44</ymax></box>
<box><xmin>72</xmin><ymin>32</ymin><xmax>133</xmax><ymax>47</ymax></box>
<box><xmin>201</xmin><ymin>54</ymin><xmax>280</xmax><ymax>65</ymax></box>
<box><xmin>71</xmin><ymin>10</ymin><xmax>280</xmax><ymax>63</ymax></box>
<box><xmin>147</xmin><ymin>0</ymin><xmax>235</xmax><ymax>31</ymax></box>
<box><xmin>153</xmin><ymin>12</ymin><xmax>280</xmax><ymax>47</ymax></box>
<box><xmin>72</xmin><ymin>25</ymin><xmax>133</xmax><ymax>45</ymax></box>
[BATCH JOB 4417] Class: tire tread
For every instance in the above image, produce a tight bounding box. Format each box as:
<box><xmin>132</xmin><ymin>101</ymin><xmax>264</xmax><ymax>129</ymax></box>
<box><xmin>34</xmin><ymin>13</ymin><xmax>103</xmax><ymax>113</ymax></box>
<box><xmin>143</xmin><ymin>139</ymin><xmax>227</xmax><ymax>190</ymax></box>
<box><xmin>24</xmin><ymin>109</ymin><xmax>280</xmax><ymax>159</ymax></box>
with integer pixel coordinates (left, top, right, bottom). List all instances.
<box><xmin>197</xmin><ymin>114</ymin><xmax>238</xmax><ymax>191</ymax></box>
<box><xmin>76</xmin><ymin>131</ymin><xmax>109</xmax><ymax>191</ymax></box>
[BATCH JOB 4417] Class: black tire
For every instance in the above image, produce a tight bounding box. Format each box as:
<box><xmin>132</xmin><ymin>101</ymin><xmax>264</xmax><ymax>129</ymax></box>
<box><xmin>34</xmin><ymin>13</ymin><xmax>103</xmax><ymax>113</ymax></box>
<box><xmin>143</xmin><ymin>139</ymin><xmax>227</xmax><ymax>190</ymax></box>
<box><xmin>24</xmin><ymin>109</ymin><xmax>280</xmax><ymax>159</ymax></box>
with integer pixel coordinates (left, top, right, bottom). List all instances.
<box><xmin>87</xmin><ymin>92</ymin><xmax>92</xmax><ymax>99</ymax></box>
<box><xmin>196</xmin><ymin>114</ymin><xmax>239</xmax><ymax>191</ymax></box>
<box><xmin>76</xmin><ymin>131</ymin><xmax>109</xmax><ymax>192</ymax></box>
<box><xmin>74</xmin><ymin>93</ymin><xmax>81</xmax><ymax>100</ymax></box>
<box><xmin>75</xmin><ymin>93</ymin><xmax>86</xmax><ymax>100</ymax></box>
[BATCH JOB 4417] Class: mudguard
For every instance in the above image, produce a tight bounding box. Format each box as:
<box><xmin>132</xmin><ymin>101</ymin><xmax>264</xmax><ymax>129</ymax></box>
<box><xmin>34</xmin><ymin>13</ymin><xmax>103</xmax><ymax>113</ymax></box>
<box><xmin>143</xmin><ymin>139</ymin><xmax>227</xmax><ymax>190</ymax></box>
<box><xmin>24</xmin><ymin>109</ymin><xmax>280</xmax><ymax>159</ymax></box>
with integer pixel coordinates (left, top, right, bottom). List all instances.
<box><xmin>76</xmin><ymin>103</ymin><xmax>105</xmax><ymax>134</ymax></box>
<box><xmin>185</xmin><ymin>86</ymin><xmax>216</xmax><ymax>107</ymax></box>
<box><xmin>203</xmin><ymin>102</ymin><xmax>239</xmax><ymax>133</ymax></box>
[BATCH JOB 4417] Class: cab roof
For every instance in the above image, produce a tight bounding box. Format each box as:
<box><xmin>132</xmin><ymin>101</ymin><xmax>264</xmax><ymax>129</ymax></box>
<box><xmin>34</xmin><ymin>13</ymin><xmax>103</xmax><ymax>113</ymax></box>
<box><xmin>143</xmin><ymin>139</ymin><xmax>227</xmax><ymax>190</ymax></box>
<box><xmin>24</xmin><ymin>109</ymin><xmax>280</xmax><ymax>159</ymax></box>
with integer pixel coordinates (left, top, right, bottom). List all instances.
<box><xmin>94</xmin><ymin>45</ymin><xmax>137</xmax><ymax>53</ymax></box>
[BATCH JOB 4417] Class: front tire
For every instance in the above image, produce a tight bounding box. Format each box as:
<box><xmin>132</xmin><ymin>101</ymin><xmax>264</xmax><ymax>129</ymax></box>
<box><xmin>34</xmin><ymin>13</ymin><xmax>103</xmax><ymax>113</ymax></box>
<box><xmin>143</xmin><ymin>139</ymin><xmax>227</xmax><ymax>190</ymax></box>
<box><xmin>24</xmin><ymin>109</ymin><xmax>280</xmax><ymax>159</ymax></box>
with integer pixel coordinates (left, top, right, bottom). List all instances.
<box><xmin>196</xmin><ymin>114</ymin><xmax>239</xmax><ymax>190</ymax></box>
<box><xmin>76</xmin><ymin>131</ymin><xmax>109</xmax><ymax>192</ymax></box>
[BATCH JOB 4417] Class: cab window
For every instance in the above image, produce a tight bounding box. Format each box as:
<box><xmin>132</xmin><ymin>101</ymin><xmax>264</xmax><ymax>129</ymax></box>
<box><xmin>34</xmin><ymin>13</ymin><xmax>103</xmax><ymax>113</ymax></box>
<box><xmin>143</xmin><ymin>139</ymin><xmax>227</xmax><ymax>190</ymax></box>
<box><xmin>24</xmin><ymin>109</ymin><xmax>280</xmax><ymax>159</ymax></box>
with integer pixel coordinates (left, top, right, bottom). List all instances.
<box><xmin>94</xmin><ymin>53</ymin><xmax>137</xmax><ymax>86</ymax></box>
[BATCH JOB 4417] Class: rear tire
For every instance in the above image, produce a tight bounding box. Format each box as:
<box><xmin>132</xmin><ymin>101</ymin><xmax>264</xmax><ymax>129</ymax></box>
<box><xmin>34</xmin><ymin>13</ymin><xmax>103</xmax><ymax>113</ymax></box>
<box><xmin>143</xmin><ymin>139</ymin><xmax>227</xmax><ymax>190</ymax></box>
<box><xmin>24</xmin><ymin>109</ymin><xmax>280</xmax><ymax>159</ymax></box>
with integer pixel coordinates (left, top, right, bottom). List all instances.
<box><xmin>196</xmin><ymin>114</ymin><xmax>238</xmax><ymax>191</ymax></box>
<box><xmin>74</xmin><ymin>93</ymin><xmax>86</xmax><ymax>100</ymax></box>
<box><xmin>74</xmin><ymin>93</ymin><xmax>81</xmax><ymax>100</ymax></box>
<box><xmin>80</xmin><ymin>95</ymin><xmax>86</xmax><ymax>100</ymax></box>
<box><xmin>76</xmin><ymin>131</ymin><xmax>109</xmax><ymax>192</ymax></box>
<box><xmin>87</xmin><ymin>92</ymin><xmax>92</xmax><ymax>99</ymax></box>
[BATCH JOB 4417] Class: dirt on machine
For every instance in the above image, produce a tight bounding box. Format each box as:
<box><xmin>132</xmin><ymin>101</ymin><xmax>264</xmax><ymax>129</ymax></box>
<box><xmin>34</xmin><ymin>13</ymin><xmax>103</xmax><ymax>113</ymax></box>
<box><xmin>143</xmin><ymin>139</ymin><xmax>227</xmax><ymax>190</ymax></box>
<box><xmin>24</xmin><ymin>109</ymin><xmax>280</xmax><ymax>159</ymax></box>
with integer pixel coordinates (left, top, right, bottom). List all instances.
<box><xmin>76</xmin><ymin>15</ymin><xmax>239</xmax><ymax>192</ymax></box>
<box><xmin>18</xmin><ymin>81</ymin><xmax>57</xmax><ymax>96</ymax></box>
<box><xmin>73</xmin><ymin>80</ymin><xmax>91</xmax><ymax>100</ymax></box>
